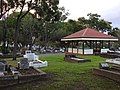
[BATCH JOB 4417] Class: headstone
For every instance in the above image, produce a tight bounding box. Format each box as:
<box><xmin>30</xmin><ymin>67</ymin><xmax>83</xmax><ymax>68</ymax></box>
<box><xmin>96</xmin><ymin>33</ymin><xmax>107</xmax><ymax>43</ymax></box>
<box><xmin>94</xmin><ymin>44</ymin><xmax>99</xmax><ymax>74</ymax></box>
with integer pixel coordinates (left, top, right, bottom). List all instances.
<box><xmin>0</xmin><ymin>62</ymin><xmax>5</xmax><ymax>72</ymax></box>
<box><xmin>115</xmin><ymin>58</ymin><xmax>120</xmax><ymax>61</ymax></box>
<box><xmin>0</xmin><ymin>72</ymin><xmax>4</xmax><ymax>76</ymax></box>
<box><xmin>0</xmin><ymin>62</ymin><xmax>5</xmax><ymax>76</ymax></box>
<box><xmin>99</xmin><ymin>62</ymin><xmax>109</xmax><ymax>69</ymax></box>
<box><xmin>25</xmin><ymin>50</ymin><xmax>32</xmax><ymax>54</ymax></box>
<box><xmin>19</xmin><ymin>58</ymin><xmax>29</xmax><ymax>69</ymax></box>
<box><xmin>0</xmin><ymin>60</ymin><xmax>6</xmax><ymax>64</ymax></box>
<box><xmin>0</xmin><ymin>60</ymin><xmax>9</xmax><ymax>72</ymax></box>
<box><xmin>5</xmin><ymin>64</ymin><xmax>10</xmax><ymax>72</ymax></box>
<box><xmin>10</xmin><ymin>67</ymin><xmax>20</xmax><ymax>75</ymax></box>
<box><xmin>65</xmin><ymin>54</ymin><xmax>76</xmax><ymax>58</ymax></box>
<box><xmin>24</xmin><ymin>53</ymin><xmax>36</xmax><ymax>61</ymax></box>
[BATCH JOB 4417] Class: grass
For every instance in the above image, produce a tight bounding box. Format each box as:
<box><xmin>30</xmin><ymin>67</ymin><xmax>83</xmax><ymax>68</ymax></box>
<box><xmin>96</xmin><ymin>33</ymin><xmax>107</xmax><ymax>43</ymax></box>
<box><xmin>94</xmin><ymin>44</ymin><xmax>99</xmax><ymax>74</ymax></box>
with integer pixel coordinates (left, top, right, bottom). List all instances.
<box><xmin>4</xmin><ymin>58</ymin><xmax>19</xmax><ymax>67</ymax></box>
<box><xmin>2</xmin><ymin>54</ymin><xmax>120</xmax><ymax>90</ymax></box>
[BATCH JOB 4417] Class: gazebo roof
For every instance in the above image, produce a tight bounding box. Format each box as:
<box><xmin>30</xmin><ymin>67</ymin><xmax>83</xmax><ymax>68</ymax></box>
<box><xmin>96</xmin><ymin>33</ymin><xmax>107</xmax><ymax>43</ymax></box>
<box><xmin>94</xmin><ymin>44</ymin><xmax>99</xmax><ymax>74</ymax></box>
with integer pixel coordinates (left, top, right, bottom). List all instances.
<box><xmin>61</xmin><ymin>28</ymin><xmax>118</xmax><ymax>41</ymax></box>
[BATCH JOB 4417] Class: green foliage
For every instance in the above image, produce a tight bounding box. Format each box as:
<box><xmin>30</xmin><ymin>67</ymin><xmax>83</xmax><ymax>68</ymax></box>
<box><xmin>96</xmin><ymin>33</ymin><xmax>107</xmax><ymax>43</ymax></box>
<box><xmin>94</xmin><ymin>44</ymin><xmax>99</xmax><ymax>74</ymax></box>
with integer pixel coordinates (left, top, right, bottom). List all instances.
<box><xmin>109</xmin><ymin>27</ymin><xmax>120</xmax><ymax>46</ymax></box>
<box><xmin>33</xmin><ymin>0</ymin><xmax>68</xmax><ymax>47</ymax></box>
<box><xmin>5</xmin><ymin>12</ymin><xmax>40</xmax><ymax>47</ymax></box>
<box><xmin>20</xmin><ymin>13</ymin><xmax>39</xmax><ymax>46</ymax></box>
<box><xmin>77</xmin><ymin>13</ymin><xmax>112</xmax><ymax>33</ymax></box>
<box><xmin>2</xmin><ymin>58</ymin><xmax>19</xmax><ymax>67</ymax></box>
<box><xmin>35</xmin><ymin>0</ymin><xmax>67</xmax><ymax>22</ymax></box>
<box><xmin>1</xmin><ymin>0</ymin><xmax>120</xmax><ymax>53</ymax></box>
<box><xmin>1</xmin><ymin>0</ymin><xmax>68</xmax><ymax>48</ymax></box>
<box><xmin>1</xmin><ymin>46</ymin><xmax>10</xmax><ymax>54</ymax></box>
<box><xmin>0</xmin><ymin>0</ymin><xmax>16</xmax><ymax>19</ymax></box>
<box><xmin>61</xmin><ymin>13</ymin><xmax>114</xmax><ymax>42</ymax></box>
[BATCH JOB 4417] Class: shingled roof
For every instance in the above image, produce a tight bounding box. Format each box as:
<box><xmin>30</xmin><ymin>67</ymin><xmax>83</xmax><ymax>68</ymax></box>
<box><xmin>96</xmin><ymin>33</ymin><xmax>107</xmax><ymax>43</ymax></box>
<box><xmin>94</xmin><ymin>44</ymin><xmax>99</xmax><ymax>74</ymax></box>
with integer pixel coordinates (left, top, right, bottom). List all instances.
<box><xmin>61</xmin><ymin>28</ymin><xmax>118</xmax><ymax>41</ymax></box>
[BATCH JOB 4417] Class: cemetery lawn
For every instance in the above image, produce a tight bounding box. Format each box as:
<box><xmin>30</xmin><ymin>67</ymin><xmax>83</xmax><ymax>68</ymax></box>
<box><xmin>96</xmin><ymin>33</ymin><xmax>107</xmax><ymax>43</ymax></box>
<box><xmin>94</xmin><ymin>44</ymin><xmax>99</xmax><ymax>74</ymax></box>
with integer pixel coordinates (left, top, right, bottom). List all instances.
<box><xmin>5</xmin><ymin>54</ymin><xmax>120</xmax><ymax>90</ymax></box>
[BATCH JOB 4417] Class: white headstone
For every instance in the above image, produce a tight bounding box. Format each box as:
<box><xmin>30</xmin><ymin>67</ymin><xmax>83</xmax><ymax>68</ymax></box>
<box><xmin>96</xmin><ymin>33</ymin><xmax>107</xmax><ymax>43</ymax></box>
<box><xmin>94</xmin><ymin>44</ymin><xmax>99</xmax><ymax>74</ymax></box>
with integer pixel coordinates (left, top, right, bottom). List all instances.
<box><xmin>24</xmin><ymin>53</ymin><xmax>36</xmax><ymax>61</ymax></box>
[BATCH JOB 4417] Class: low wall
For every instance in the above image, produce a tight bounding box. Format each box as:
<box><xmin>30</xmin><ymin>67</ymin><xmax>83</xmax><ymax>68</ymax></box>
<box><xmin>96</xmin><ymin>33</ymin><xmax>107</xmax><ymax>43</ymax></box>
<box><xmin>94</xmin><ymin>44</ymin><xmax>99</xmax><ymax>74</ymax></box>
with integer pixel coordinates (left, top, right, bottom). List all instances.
<box><xmin>84</xmin><ymin>49</ymin><xmax>93</xmax><ymax>54</ymax></box>
<box><xmin>0</xmin><ymin>75</ymin><xmax>18</xmax><ymax>87</ymax></box>
<box><xmin>67</xmin><ymin>48</ymin><xmax>93</xmax><ymax>54</ymax></box>
<box><xmin>73</xmin><ymin>48</ymin><xmax>77</xmax><ymax>53</ymax></box>
<box><xmin>93</xmin><ymin>68</ymin><xmax>120</xmax><ymax>83</ymax></box>
<box><xmin>100</xmin><ymin>53</ymin><xmax>120</xmax><ymax>58</ymax></box>
<box><xmin>68</xmin><ymin>48</ymin><xmax>72</xmax><ymax>53</ymax></box>
<box><xmin>101</xmin><ymin>48</ymin><xmax>109</xmax><ymax>53</ymax></box>
<box><xmin>78</xmin><ymin>49</ymin><xmax>83</xmax><ymax>54</ymax></box>
<box><xmin>0</xmin><ymin>69</ymin><xmax>46</xmax><ymax>88</ymax></box>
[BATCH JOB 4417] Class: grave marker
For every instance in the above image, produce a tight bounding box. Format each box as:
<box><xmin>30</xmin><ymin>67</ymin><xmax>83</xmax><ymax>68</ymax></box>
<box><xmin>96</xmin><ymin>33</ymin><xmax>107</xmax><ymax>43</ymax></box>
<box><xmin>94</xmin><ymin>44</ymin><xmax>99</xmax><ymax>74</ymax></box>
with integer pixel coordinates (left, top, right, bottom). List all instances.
<box><xmin>19</xmin><ymin>58</ymin><xmax>29</xmax><ymax>69</ymax></box>
<box><xmin>0</xmin><ymin>62</ymin><xmax>5</xmax><ymax>76</ymax></box>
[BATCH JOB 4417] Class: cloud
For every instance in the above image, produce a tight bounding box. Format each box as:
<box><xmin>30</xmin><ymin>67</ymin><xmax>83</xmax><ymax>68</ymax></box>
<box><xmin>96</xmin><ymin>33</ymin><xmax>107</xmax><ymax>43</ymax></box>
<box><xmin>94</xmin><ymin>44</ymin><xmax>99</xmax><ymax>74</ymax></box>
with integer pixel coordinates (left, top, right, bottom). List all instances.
<box><xmin>59</xmin><ymin>0</ymin><xmax>120</xmax><ymax>27</ymax></box>
<box><xmin>102</xmin><ymin>5</ymin><xmax>120</xmax><ymax>27</ymax></box>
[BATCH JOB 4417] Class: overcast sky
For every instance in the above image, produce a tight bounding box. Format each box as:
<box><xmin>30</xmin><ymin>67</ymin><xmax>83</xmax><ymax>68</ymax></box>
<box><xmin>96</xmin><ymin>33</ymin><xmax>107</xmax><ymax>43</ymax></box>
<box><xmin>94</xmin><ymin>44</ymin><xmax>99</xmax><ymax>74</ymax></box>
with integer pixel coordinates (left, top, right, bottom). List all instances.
<box><xmin>59</xmin><ymin>0</ymin><xmax>120</xmax><ymax>28</ymax></box>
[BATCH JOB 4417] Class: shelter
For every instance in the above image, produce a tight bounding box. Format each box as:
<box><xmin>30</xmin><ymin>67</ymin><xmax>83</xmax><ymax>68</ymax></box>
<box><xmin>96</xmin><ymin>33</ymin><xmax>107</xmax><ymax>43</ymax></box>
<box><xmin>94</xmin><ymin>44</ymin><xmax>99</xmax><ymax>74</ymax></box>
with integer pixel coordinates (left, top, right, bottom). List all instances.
<box><xmin>61</xmin><ymin>28</ymin><xmax>118</xmax><ymax>55</ymax></box>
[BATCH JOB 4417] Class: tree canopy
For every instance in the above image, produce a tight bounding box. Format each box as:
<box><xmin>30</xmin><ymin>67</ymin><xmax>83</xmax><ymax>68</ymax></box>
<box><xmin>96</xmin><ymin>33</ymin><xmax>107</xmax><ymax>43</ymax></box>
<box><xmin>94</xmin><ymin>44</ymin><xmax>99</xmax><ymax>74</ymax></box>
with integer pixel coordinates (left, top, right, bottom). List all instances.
<box><xmin>0</xmin><ymin>0</ymin><xmax>68</xmax><ymax>60</ymax></box>
<box><xmin>0</xmin><ymin>0</ymin><xmax>120</xmax><ymax>57</ymax></box>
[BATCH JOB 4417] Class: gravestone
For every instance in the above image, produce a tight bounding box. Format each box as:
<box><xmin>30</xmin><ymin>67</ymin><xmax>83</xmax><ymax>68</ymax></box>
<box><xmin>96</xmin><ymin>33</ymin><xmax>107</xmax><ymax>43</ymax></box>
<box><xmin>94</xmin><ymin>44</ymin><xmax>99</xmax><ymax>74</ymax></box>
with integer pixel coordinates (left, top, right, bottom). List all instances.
<box><xmin>10</xmin><ymin>67</ymin><xmax>20</xmax><ymax>75</ymax></box>
<box><xmin>19</xmin><ymin>58</ymin><xmax>29</xmax><ymax>69</ymax></box>
<box><xmin>0</xmin><ymin>62</ymin><xmax>5</xmax><ymax>76</ymax></box>
<box><xmin>99</xmin><ymin>62</ymin><xmax>109</xmax><ymax>70</ymax></box>
<box><xmin>24</xmin><ymin>53</ymin><xmax>36</xmax><ymax>61</ymax></box>
<box><xmin>0</xmin><ymin>60</ymin><xmax>6</xmax><ymax>64</ymax></box>
<box><xmin>114</xmin><ymin>58</ymin><xmax>120</xmax><ymax>61</ymax></box>
<box><xmin>23</xmin><ymin>52</ymin><xmax>48</xmax><ymax>68</ymax></box>
<box><xmin>0</xmin><ymin>62</ymin><xmax>5</xmax><ymax>72</ymax></box>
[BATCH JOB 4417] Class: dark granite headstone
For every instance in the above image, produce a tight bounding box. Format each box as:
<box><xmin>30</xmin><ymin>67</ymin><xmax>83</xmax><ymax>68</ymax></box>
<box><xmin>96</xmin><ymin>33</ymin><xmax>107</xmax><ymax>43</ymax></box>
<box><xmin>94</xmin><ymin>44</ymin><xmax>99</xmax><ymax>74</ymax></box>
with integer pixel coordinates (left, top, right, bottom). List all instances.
<box><xmin>19</xmin><ymin>58</ymin><xmax>29</xmax><ymax>69</ymax></box>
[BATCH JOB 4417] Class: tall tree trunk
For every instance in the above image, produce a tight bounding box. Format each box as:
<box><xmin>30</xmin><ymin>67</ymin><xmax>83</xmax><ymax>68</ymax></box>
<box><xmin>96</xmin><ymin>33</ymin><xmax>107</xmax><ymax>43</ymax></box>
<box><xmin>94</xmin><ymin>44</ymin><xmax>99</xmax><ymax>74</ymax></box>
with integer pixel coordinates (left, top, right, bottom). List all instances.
<box><xmin>12</xmin><ymin>0</ymin><xmax>31</xmax><ymax>60</ymax></box>
<box><xmin>44</xmin><ymin>23</ymin><xmax>48</xmax><ymax>48</ymax></box>
<box><xmin>2</xmin><ymin>19</ymin><xmax>7</xmax><ymax>54</ymax></box>
<box><xmin>13</xmin><ymin>18</ymin><xmax>20</xmax><ymax>60</ymax></box>
<box><xmin>29</xmin><ymin>32</ymin><xmax>32</xmax><ymax>50</ymax></box>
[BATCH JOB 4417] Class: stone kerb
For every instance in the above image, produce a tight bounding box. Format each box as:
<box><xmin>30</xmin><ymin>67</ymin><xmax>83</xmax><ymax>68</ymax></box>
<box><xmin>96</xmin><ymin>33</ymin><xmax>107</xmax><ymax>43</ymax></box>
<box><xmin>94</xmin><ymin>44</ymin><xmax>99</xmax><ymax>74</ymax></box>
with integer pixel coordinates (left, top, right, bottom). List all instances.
<box><xmin>93</xmin><ymin>68</ymin><xmax>120</xmax><ymax>83</ymax></box>
<box><xmin>0</xmin><ymin>68</ymin><xmax>46</xmax><ymax>88</ymax></box>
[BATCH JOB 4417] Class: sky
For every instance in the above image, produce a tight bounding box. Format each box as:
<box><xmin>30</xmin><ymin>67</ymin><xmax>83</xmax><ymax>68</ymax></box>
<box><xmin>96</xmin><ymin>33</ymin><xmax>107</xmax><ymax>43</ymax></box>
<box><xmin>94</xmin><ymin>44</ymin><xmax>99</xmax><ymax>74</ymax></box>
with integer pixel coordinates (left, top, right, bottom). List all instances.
<box><xmin>59</xmin><ymin>0</ymin><xmax>120</xmax><ymax>28</ymax></box>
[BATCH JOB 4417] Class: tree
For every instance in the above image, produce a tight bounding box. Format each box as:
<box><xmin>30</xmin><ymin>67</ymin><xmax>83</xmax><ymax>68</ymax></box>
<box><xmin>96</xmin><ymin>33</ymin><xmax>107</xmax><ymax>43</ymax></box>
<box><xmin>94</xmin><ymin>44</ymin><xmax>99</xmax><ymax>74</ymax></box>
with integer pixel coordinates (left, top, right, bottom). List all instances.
<box><xmin>109</xmin><ymin>27</ymin><xmax>120</xmax><ymax>46</ymax></box>
<box><xmin>0</xmin><ymin>0</ymin><xmax>17</xmax><ymax>54</ymax></box>
<box><xmin>34</xmin><ymin>0</ymin><xmax>68</xmax><ymax>48</ymax></box>
<box><xmin>1</xmin><ymin>15</ymin><xmax>8</xmax><ymax>54</ymax></box>
<box><xmin>64</xmin><ymin>13</ymin><xmax>113</xmax><ymax>33</ymax></box>
<box><xmin>20</xmin><ymin>13</ymin><xmax>40</xmax><ymax>49</ymax></box>
<box><xmin>87</xmin><ymin>13</ymin><xmax>112</xmax><ymax>32</ymax></box>
<box><xmin>4</xmin><ymin>11</ymin><xmax>40</xmax><ymax>53</ymax></box>
<box><xmin>12</xmin><ymin>0</ymin><xmax>34</xmax><ymax>60</ymax></box>
<box><xmin>10</xmin><ymin>0</ymin><xmax>68</xmax><ymax>60</ymax></box>
<box><xmin>109</xmin><ymin>27</ymin><xmax>120</xmax><ymax>36</ymax></box>
<box><xmin>0</xmin><ymin>0</ymin><xmax>16</xmax><ymax>19</ymax></box>
<box><xmin>0</xmin><ymin>20</ymin><xmax>3</xmax><ymax>41</ymax></box>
